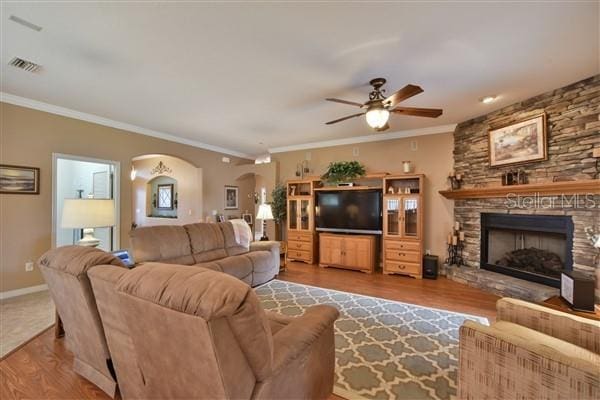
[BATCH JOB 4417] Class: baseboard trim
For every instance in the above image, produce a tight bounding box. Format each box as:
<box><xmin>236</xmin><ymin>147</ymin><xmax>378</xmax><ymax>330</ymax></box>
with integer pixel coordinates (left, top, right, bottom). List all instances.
<box><xmin>0</xmin><ymin>284</ymin><xmax>48</xmax><ymax>300</ymax></box>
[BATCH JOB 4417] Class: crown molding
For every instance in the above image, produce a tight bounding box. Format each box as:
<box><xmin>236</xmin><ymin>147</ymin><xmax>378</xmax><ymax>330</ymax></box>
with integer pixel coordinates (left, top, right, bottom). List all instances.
<box><xmin>268</xmin><ymin>123</ymin><xmax>457</xmax><ymax>153</ymax></box>
<box><xmin>0</xmin><ymin>92</ymin><xmax>253</xmax><ymax>160</ymax></box>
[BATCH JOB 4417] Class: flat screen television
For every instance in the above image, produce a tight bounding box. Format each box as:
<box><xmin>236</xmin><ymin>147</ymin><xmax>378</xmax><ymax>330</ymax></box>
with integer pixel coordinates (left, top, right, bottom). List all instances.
<box><xmin>315</xmin><ymin>189</ymin><xmax>382</xmax><ymax>234</ymax></box>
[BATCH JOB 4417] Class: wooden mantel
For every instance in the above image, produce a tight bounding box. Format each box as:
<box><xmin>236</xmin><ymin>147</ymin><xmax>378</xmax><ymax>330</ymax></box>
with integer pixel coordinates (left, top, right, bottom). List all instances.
<box><xmin>439</xmin><ymin>179</ymin><xmax>600</xmax><ymax>199</ymax></box>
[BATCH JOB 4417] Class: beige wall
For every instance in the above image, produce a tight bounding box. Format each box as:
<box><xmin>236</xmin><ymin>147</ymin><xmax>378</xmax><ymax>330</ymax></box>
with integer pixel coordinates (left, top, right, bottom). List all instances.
<box><xmin>0</xmin><ymin>100</ymin><xmax>452</xmax><ymax>291</ymax></box>
<box><xmin>272</xmin><ymin>132</ymin><xmax>455</xmax><ymax>263</ymax></box>
<box><xmin>0</xmin><ymin>102</ymin><xmax>256</xmax><ymax>292</ymax></box>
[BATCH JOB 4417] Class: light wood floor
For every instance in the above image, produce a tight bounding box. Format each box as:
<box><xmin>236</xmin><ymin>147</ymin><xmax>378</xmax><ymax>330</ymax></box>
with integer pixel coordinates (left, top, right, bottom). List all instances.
<box><xmin>0</xmin><ymin>262</ymin><xmax>499</xmax><ymax>400</ymax></box>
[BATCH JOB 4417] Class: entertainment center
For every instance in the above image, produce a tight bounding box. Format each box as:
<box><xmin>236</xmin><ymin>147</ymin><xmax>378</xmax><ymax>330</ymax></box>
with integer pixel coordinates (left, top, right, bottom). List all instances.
<box><xmin>285</xmin><ymin>174</ymin><xmax>425</xmax><ymax>278</ymax></box>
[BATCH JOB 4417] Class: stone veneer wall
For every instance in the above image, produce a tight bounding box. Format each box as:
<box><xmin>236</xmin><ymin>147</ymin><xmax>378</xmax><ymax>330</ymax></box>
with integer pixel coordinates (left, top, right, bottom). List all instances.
<box><xmin>453</xmin><ymin>75</ymin><xmax>600</xmax><ymax>279</ymax></box>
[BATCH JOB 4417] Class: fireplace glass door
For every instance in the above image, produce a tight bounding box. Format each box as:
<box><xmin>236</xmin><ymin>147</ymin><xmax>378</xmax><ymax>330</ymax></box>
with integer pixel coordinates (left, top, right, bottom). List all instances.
<box><xmin>487</xmin><ymin>229</ymin><xmax>566</xmax><ymax>279</ymax></box>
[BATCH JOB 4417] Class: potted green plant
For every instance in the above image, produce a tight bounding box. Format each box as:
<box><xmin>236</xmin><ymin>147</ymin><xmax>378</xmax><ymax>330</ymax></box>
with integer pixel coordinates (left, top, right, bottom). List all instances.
<box><xmin>321</xmin><ymin>161</ymin><xmax>366</xmax><ymax>185</ymax></box>
<box><xmin>271</xmin><ymin>183</ymin><xmax>287</xmax><ymax>240</ymax></box>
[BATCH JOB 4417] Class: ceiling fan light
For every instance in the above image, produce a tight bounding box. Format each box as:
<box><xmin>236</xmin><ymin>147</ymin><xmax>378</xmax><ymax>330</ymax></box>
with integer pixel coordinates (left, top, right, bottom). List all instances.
<box><xmin>366</xmin><ymin>108</ymin><xmax>390</xmax><ymax>129</ymax></box>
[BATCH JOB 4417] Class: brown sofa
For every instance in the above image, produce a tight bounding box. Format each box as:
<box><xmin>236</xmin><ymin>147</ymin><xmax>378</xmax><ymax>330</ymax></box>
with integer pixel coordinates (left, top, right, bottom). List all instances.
<box><xmin>37</xmin><ymin>245</ymin><xmax>127</xmax><ymax>398</ymax></box>
<box><xmin>130</xmin><ymin>222</ymin><xmax>280</xmax><ymax>286</ymax></box>
<box><xmin>89</xmin><ymin>263</ymin><xmax>339</xmax><ymax>399</ymax></box>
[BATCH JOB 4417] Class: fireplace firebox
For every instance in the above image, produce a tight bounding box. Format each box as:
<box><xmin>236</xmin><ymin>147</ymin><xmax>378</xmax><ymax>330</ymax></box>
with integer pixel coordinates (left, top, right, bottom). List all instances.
<box><xmin>480</xmin><ymin>213</ymin><xmax>573</xmax><ymax>288</ymax></box>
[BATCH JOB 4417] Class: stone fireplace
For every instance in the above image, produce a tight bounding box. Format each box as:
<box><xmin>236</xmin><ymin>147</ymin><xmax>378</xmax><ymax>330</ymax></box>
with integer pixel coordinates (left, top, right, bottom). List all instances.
<box><xmin>480</xmin><ymin>213</ymin><xmax>573</xmax><ymax>288</ymax></box>
<box><xmin>443</xmin><ymin>75</ymin><xmax>600</xmax><ymax>302</ymax></box>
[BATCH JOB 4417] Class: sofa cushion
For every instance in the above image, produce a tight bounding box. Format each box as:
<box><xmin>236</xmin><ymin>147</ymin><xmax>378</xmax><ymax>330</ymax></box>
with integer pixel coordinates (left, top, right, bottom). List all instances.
<box><xmin>194</xmin><ymin>261</ymin><xmax>222</xmax><ymax>272</ymax></box>
<box><xmin>219</xmin><ymin>222</ymin><xmax>249</xmax><ymax>257</ymax></box>
<box><xmin>130</xmin><ymin>226</ymin><xmax>194</xmax><ymax>265</ymax></box>
<box><xmin>185</xmin><ymin>223</ymin><xmax>228</xmax><ymax>263</ymax></box>
<box><xmin>214</xmin><ymin>256</ymin><xmax>253</xmax><ymax>282</ymax></box>
<box><xmin>244</xmin><ymin>251</ymin><xmax>272</xmax><ymax>273</ymax></box>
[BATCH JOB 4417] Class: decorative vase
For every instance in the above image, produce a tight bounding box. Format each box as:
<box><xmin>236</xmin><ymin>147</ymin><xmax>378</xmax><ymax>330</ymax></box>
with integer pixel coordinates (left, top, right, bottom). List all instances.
<box><xmin>403</xmin><ymin>161</ymin><xmax>412</xmax><ymax>173</ymax></box>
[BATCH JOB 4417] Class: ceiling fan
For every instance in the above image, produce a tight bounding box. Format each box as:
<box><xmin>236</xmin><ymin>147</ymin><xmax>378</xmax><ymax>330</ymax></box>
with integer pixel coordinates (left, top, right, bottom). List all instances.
<box><xmin>325</xmin><ymin>78</ymin><xmax>443</xmax><ymax>131</ymax></box>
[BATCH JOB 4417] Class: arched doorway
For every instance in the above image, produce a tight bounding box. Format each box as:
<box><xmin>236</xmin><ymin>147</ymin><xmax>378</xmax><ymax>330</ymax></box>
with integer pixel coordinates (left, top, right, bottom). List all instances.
<box><xmin>131</xmin><ymin>154</ymin><xmax>202</xmax><ymax>227</ymax></box>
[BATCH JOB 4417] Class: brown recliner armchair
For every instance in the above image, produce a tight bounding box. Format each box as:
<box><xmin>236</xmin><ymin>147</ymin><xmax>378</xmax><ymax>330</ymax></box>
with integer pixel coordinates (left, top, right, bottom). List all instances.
<box><xmin>89</xmin><ymin>263</ymin><xmax>339</xmax><ymax>399</ymax></box>
<box><xmin>37</xmin><ymin>245</ymin><xmax>127</xmax><ymax>398</ymax></box>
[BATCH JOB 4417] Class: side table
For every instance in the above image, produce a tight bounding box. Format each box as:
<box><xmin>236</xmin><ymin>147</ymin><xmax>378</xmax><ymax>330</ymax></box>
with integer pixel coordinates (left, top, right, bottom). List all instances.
<box><xmin>542</xmin><ymin>295</ymin><xmax>600</xmax><ymax>321</ymax></box>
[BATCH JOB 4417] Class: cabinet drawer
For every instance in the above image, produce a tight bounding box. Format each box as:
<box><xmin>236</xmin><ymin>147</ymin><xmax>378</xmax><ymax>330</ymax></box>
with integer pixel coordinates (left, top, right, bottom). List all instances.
<box><xmin>288</xmin><ymin>240</ymin><xmax>312</xmax><ymax>251</ymax></box>
<box><xmin>288</xmin><ymin>249</ymin><xmax>311</xmax><ymax>261</ymax></box>
<box><xmin>385</xmin><ymin>240</ymin><xmax>420</xmax><ymax>252</ymax></box>
<box><xmin>386</xmin><ymin>250</ymin><xmax>421</xmax><ymax>263</ymax></box>
<box><xmin>288</xmin><ymin>232</ymin><xmax>312</xmax><ymax>242</ymax></box>
<box><xmin>385</xmin><ymin>261</ymin><xmax>420</xmax><ymax>275</ymax></box>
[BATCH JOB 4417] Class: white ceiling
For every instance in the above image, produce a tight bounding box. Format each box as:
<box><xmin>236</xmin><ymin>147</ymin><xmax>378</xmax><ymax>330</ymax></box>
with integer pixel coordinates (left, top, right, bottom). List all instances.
<box><xmin>1</xmin><ymin>2</ymin><xmax>598</xmax><ymax>158</ymax></box>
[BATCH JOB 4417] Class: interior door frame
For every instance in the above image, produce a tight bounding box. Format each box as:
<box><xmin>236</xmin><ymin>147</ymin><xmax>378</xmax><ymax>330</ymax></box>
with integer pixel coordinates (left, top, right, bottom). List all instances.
<box><xmin>51</xmin><ymin>153</ymin><xmax>121</xmax><ymax>250</ymax></box>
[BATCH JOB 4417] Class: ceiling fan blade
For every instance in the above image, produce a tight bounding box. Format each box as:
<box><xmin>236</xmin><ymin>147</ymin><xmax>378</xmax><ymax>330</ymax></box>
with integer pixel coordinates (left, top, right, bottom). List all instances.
<box><xmin>391</xmin><ymin>106</ymin><xmax>443</xmax><ymax>118</ymax></box>
<box><xmin>383</xmin><ymin>84</ymin><xmax>424</xmax><ymax>108</ymax></box>
<box><xmin>325</xmin><ymin>112</ymin><xmax>365</xmax><ymax>125</ymax></box>
<box><xmin>325</xmin><ymin>98</ymin><xmax>364</xmax><ymax>108</ymax></box>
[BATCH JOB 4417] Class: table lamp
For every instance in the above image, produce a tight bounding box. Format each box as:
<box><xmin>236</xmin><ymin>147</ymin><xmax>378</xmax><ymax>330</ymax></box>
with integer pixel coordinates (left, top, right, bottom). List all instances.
<box><xmin>61</xmin><ymin>199</ymin><xmax>116</xmax><ymax>247</ymax></box>
<box><xmin>256</xmin><ymin>203</ymin><xmax>274</xmax><ymax>241</ymax></box>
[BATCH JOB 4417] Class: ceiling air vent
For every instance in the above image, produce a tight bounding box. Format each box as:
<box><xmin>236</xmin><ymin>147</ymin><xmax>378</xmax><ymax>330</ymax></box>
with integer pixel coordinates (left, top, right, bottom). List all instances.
<box><xmin>8</xmin><ymin>57</ymin><xmax>42</xmax><ymax>73</ymax></box>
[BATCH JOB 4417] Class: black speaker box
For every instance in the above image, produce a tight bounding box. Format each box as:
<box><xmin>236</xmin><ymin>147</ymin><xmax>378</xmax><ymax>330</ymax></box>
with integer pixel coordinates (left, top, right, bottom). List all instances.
<box><xmin>423</xmin><ymin>255</ymin><xmax>438</xmax><ymax>279</ymax></box>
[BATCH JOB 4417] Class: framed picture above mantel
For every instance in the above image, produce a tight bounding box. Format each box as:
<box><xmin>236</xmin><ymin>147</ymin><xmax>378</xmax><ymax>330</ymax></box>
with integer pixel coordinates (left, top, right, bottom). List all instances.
<box><xmin>488</xmin><ymin>113</ymin><xmax>547</xmax><ymax>167</ymax></box>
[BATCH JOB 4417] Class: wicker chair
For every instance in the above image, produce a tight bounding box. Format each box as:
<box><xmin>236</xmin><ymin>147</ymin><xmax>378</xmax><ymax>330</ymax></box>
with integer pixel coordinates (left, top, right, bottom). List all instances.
<box><xmin>459</xmin><ymin>298</ymin><xmax>600</xmax><ymax>400</ymax></box>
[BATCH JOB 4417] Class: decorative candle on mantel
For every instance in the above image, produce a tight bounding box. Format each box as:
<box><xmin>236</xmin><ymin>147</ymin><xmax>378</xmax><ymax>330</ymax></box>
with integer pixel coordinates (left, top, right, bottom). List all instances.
<box><xmin>452</xmin><ymin>236</ymin><xmax>458</xmax><ymax>246</ymax></box>
<box><xmin>447</xmin><ymin>234</ymin><xmax>452</xmax><ymax>244</ymax></box>
<box><xmin>454</xmin><ymin>221</ymin><xmax>460</xmax><ymax>231</ymax></box>
<box><xmin>459</xmin><ymin>231</ymin><xmax>465</xmax><ymax>241</ymax></box>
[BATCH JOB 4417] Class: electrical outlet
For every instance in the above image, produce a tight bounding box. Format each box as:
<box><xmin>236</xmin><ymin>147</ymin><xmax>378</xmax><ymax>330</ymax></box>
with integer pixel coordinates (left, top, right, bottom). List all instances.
<box><xmin>410</xmin><ymin>140</ymin><xmax>418</xmax><ymax>151</ymax></box>
<box><xmin>352</xmin><ymin>147</ymin><xmax>359</xmax><ymax>157</ymax></box>
<box><xmin>25</xmin><ymin>261</ymin><xmax>34</xmax><ymax>272</ymax></box>
<box><xmin>305</xmin><ymin>152</ymin><xmax>312</xmax><ymax>161</ymax></box>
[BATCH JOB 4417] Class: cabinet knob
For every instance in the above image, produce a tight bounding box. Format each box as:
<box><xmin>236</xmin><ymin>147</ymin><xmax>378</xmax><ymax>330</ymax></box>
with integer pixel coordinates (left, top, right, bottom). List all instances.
<box><xmin>400</xmin><ymin>265</ymin><xmax>405</xmax><ymax>269</ymax></box>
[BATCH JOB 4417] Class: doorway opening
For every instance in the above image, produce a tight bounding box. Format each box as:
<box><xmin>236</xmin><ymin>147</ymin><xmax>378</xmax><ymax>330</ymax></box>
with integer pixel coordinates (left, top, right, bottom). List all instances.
<box><xmin>52</xmin><ymin>154</ymin><xmax>120</xmax><ymax>251</ymax></box>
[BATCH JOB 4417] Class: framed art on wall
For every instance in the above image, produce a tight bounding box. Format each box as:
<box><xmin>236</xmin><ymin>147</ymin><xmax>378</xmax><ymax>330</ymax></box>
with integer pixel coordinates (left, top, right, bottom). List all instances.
<box><xmin>242</xmin><ymin>213</ymin><xmax>253</xmax><ymax>225</ymax></box>
<box><xmin>0</xmin><ymin>164</ymin><xmax>40</xmax><ymax>194</ymax></box>
<box><xmin>224</xmin><ymin>185</ymin><xmax>239</xmax><ymax>209</ymax></box>
<box><xmin>488</xmin><ymin>113</ymin><xmax>547</xmax><ymax>167</ymax></box>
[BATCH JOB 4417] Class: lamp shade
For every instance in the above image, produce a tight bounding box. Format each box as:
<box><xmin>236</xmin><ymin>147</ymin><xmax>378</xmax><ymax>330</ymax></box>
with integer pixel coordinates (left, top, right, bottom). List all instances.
<box><xmin>61</xmin><ymin>199</ymin><xmax>116</xmax><ymax>229</ymax></box>
<box><xmin>256</xmin><ymin>203</ymin><xmax>274</xmax><ymax>220</ymax></box>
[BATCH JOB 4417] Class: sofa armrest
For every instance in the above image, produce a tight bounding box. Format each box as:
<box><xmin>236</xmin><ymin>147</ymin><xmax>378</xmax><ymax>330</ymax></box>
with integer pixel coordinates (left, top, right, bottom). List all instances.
<box><xmin>250</xmin><ymin>241</ymin><xmax>280</xmax><ymax>253</ymax></box>
<box><xmin>459</xmin><ymin>320</ymin><xmax>600</xmax><ymax>400</ymax></box>
<box><xmin>271</xmin><ymin>305</ymin><xmax>339</xmax><ymax>374</ymax></box>
<box><xmin>496</xmin><ymin>298</ymin><xmax>600</xmax><ymax>354</ymax></box>
<box><xmin>250</xmin><ymin>241</ymin><xmax>280</xmax><ymax>272</ymax></box>
<box><xmin>265</xmin><ymin>310</ymin><xmax>294</xmax><ymax>335</ymax></box>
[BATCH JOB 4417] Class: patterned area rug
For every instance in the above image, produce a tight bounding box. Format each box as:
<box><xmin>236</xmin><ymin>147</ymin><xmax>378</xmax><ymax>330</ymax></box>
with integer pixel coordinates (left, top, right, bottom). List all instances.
<box><xmin>255</xmin><ymin>280</ymin><xmax>488</xmax><ymax>400</ymax></box>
